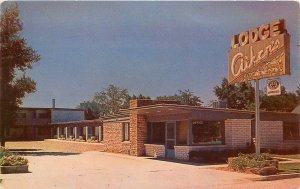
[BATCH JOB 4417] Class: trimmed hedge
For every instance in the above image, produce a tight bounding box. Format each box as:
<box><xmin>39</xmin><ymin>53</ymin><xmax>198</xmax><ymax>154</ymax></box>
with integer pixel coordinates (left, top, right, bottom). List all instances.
<box><xmin>0</xmin><ymin>147</ymin><xmax>28</xmax><ymax>166</ymax></box>
<box><xmin>0</xmin><ymin>156</ymin><xmax>28</xmax><ymax>166</ymax></box>
<box><xmin>228</xmin><ymin>153</ymin><xmax>272</xmax><ymax>171</ymax></box>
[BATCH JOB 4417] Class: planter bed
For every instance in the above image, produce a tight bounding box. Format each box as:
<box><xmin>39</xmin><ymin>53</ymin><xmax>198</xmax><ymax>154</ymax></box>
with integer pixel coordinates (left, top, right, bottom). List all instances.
<box><xmin>0</xmin><ymin>165</ymin><xmax>28</xmax><ymax>174</ymax></box>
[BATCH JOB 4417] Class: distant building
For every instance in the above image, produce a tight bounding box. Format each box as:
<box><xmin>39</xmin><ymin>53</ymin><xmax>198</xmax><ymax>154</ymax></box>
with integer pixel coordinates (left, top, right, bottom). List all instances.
<box><xmin>7</xmin><ymin>107</ymin><xmax>84</xmax><ymax>140</ymax></box>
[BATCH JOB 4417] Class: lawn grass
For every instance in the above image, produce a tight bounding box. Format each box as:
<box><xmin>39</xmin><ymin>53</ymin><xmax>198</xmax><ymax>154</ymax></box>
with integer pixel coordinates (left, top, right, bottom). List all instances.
<box><xmin>278</xmin><ymin>163</ymin><xmax>300</xmax><ymax>174</ymax></box>
<box><xmin>271</xmin><ymin>154</ymin><xmax>300</xmax><ymax>159</ymax></box>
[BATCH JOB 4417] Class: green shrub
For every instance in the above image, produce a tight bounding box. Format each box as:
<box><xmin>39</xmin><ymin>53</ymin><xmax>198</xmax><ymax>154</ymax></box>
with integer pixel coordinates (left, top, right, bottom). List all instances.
<box><xmin>0</xmin><ymin>155</ymin><xmax>28</xmax><ymax>166</ymax></box>
<box><xmin>0</xmin><ymin>147</ymin><xmax>13</xmax><ymax>158</ymax></box>
<box><xmin>228</xmin><ymin>153</ymin><xmax>271</xmax><ymax>171</ymax></box>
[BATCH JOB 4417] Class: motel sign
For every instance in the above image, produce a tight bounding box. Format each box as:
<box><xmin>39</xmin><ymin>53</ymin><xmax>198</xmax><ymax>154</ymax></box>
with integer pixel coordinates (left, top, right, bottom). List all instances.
<box><xmin>228</xmin><ymin>19</ymin><xmax>290</xmax><ymax>84</ymax></box>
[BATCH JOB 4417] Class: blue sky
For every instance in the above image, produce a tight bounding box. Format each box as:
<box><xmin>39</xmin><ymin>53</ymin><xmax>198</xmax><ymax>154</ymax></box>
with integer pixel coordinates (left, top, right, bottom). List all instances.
<box><xmin>4</xmin><ymin>1</ymin><xmax>299</xmax><ymax>108</ymax></box>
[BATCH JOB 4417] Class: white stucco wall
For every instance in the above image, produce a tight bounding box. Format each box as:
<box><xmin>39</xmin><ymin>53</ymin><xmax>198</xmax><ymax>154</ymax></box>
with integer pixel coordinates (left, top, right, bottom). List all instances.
<box><xmin>51</xmin><ymin>110</ymin><xmax>84</xmax><ymax>123</ymax></box>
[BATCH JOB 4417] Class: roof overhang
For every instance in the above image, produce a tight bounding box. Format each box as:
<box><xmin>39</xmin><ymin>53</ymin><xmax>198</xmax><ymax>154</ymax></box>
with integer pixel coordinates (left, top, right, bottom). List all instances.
<box><xmin>129</xmin><ymin>104</ymin><xmax>253</xmax><ymax>116</ymax></box>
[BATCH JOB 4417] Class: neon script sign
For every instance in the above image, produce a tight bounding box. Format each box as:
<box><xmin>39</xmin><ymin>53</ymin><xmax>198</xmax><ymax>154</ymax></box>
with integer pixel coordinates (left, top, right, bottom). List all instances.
<box><xmin>228</xmin><ymin>19</ymin><xmax>290</xmax><ymax>84</ymax></box>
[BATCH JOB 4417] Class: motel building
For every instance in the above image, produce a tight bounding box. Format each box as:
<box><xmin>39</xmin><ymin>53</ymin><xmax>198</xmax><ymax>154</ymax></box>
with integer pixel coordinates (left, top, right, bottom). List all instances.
<box><xmin>7</xmin><ymin>106</ymin><xmax>84</xmax><ymax>141</ymax></box>
<box><xmin>51</xmin><ymin>99</ymin><xmax>300</xmax><ymax>160</ymax></box>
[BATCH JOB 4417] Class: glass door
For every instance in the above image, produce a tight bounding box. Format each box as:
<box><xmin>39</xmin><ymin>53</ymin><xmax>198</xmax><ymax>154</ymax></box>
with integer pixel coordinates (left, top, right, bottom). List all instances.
<box><xmin>165</xmin><ymin>122</ymin><xmax>176</xmax><ymax>158</ymax></box>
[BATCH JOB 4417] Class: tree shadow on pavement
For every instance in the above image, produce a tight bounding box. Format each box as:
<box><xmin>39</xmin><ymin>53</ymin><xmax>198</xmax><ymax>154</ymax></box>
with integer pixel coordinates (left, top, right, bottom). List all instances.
<box><xmin>9</xmin><ymin>149</ymin><xmax>80</xmax><ymax>156</ymax></box>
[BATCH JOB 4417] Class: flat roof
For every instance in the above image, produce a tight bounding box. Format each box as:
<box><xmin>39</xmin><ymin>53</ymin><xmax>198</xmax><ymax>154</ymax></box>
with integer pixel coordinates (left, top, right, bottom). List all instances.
<box><xmin>20</xmin><ymin>107</ymin><xmax>84</xmax><ymax>111</ymax></box>
<box><xmin>129</xmin><ymin>104</ymin><xmax>254</xmax><ymax>115</ymax></box>
<box><xmin>50</xmin><ymin>119</ymin><xmax>102</xmax><ymax>126</ymax></box>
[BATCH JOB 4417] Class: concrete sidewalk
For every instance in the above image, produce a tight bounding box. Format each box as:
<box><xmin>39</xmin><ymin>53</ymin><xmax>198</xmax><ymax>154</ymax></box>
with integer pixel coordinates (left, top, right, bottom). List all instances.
<box><xmin>0</xmin><ymin>150</ymin><xmax>299</xmax><ymax>189</ymax></box>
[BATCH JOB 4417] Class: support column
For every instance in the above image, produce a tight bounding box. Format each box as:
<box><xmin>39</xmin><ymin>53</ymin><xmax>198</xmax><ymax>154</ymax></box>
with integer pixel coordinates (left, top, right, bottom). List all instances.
<box><xmin>98</xmin><ymin>126</ymin><xmax>101</xmax><ymax>141</ymax></box>
<box><xmin>65</xmin><ymin>127</ymin><xmax>68</xmax><ymax>138</ymax></box>
<box><xmin>85</xmin><ymin>126</ymin><xmax>88</xmax><ymax>141</ymax></box>
<box><xmin>130</xmin><ymin>113</ymin><xmax>147</xmax><ymax>156</ymax></box>
<box><xmin>187</xmin><ymin>120</ymin><xmax>193</xmax><ymax>145</ymax></box>
<box><xmin>57</xmin><ymin>127</ymin><xmax>60</xmax><ymax>139</ymax></box>
<box><xmin>74</xmin><ymin>127</ymin><xmax>77</xmax><ymax>139</ymax></box>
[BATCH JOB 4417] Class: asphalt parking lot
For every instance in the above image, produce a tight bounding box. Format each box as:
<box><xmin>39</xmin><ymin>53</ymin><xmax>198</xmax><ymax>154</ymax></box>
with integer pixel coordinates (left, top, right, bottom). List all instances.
<box><xmin>1</xmin><ymin>141</ymin><xmax>300</xmax><ymax>189</ymax></box>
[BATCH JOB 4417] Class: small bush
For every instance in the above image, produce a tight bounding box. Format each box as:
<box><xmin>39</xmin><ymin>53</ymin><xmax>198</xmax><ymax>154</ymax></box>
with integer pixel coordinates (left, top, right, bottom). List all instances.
<box><xmin>228</xmin><ymin>153</ymin><xmax>271</xmax><ymax>171</ymax></box>
<box><xmin>0</xmin><ymin>147</ymin><xmax>13</xmax><ymax>158</ymax></box>
<box><xmin>0</xmin><ymin>155</ymin><xmax>28</xmax><ymax>166</ymax></box>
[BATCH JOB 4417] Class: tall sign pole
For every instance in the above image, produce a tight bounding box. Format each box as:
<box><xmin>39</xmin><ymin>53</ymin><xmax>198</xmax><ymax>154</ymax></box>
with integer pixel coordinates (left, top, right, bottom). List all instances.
<box><xmin>228</xmin><ymin>19</ymin><xmax>290</xmax><ymax>154</ymax></box>
<box><xmin>255</xmin><ymin>80</ymin><xmax>260</xmax><ymax>154</ymax></box>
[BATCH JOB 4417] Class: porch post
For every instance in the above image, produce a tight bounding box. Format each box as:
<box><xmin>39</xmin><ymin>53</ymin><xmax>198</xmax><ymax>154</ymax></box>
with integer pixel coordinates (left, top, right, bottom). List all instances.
<box><xmin>57</xmin><ymin>127</ymin><xmax>60</xmax><ymax>139</ymax></box>
<box><xmin>74</xmin><ymin>127</ymin><xmax>77</xmax><ymax>139</ymax></box>
<box><xmin>187</xmin><ymin>120</ymin><xmax>193</xmax><ymax>145</ymax></box>
<box><xmin>85</xmin><ymin>126</ymin><xmax>88</xmax><ymax>141</ymax></box>
<box><xmin>65</xmin><ymin>127</ymin><xmax>68</xmax><ymax>138</ymax></box>
<box><xmin>98</xmin><ymin>126</ymin><xmax>101</xmax><ymax>141</ymax></box>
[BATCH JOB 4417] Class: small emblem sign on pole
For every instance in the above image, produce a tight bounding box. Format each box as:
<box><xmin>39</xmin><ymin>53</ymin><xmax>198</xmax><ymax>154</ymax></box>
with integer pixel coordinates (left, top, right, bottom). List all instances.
<box><xmin>267</xmin><ymin>78</ymin><xmax>281</xmax><ymax>96</ymax></box>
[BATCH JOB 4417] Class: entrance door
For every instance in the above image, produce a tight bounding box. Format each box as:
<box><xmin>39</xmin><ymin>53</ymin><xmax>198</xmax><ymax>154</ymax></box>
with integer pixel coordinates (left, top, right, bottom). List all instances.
<box><xmin>165</xmin><ymin>122</ymin><xmax>176</xmax><ymax>158</ymax></box>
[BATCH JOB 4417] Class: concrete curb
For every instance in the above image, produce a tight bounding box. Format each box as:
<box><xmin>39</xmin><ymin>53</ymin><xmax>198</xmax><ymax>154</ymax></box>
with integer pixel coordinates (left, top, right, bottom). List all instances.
<box><xmin>249</xmin><ymin>173</ymin><xmax>300</xmax><ymax>181</ymax></box>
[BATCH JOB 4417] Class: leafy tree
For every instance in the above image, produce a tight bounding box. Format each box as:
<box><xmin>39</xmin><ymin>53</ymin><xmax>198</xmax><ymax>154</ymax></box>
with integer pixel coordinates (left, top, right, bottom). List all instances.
<box><xmin>0</xmin><ymin>4</ymin><xmax>41</xmax><ymax>146</ymax></box>
<box><xmin>214</xmin><ymin>78</ymin><xmax>298</xmax><ymax>112</ymax></box>
<box><xmin>296</xmin><ymin>85</ymin><xmax>300</xmax><ymax>104</ymax></box>
<box><xmin>78</xmin><ymin>88</ymin><xmax>151</xmax><ymax>118</ymax></box>
<box><xmin>93</xmin><ymin>84</ymin><xmax>129</xmax><ymax>116</ymax></box>
<box><xmin>213</xmin><ymin>78</ymin><xmax>254</xmax><ymax>110</ymax></box>
<box><xmin>260</xmin><ymin>86</ymin><xmax>298</xmax><ymax>112</ymax></box>
<box><xmin>77</xmin><ymin>101</ymin><xmax>101</xmax><ymax>120</ymax></box>
<box><xmin>157</xmin><ymin>89</ymin><xmax>203</xmax><ymax>106</ymax></box>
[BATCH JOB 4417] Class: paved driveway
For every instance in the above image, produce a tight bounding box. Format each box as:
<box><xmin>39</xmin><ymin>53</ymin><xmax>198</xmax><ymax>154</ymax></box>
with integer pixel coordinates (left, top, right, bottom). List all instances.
<box><xmin>1</xmin><ymin>142</ymin><xmax>300</xmax><ymax>189</ymax></box>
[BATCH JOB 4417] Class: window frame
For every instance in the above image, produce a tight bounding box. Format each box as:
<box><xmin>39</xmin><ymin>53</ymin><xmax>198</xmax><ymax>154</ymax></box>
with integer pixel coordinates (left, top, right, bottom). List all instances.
<box><xmin>123</xmin><ymin>122</ymin><xmax>130</xmax><ymax>141</ymax></box>
<box><xmin>99</xmin><ymin>126</ymin><xmax>103</xmax><ymax>141</ymax></box>
<box><xmin>283</xmin><ymin>122</ymin><xmax>300</xmax><ymax>140</ymax></box>
<box><xmin>191</xmin><ymin>120</ymin><xmax>225</xmax><ymax>145</ymax></box>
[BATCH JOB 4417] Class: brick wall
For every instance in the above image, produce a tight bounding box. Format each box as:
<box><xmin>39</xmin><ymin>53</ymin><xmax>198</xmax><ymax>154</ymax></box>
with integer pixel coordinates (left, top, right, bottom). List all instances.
<box><xmin>130</xmin><ymin>113</ymin><xmax>147</xmax><ymax>156</ymax></box>
<box><xmin>259</xmin><ymin>121</ymin><xmax>283</xmax><ymax>149</ymax></box>
<box><xmin>144</xmin><ymin>144</ymin><xmax>165</xmax><ymax>158</ymax></box>
<box><xmin>225</xmin><ymin>119</ymin><xmax>251</xmax><ymax>148</ymax></box>
<box><xmin>174</xmin><ymin>146</ymin><xmax>189</xmax><ymax>160</ymax></box>
<box><xmin>102</xmin><ymin>122</ymin><xmax>130</xmax><ymax>155</ymax></box>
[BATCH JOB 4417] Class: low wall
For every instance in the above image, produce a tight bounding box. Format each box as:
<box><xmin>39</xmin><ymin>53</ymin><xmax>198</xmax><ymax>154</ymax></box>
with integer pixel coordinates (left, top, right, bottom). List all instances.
<box><xmin>144</xmin><ymin>144</ymin><xmax>165</xmax><ymax>158</ymax></box>
<box><xmin>174</xmin><ymin>145</ymin><xmax>228</xmax><ymax>160</ymax></box>
<box><xmin>44</xmin><ymin>139</ymin><xmax>105</xmax><ymax>152</ymax></box>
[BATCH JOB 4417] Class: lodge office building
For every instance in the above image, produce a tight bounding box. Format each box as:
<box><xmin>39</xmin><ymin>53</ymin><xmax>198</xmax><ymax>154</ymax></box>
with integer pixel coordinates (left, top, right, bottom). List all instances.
<box><xmin>51</xmin><ymin>99</ymin><xmax>300</xmax><ymax>160</ymax></box>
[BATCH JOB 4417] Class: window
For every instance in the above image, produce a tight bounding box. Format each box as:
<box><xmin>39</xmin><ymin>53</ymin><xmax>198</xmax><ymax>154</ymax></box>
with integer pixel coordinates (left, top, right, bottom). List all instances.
<box><xmin>123</xmin><ymin>123</ymin><xmax>130</xmax><ymax>141</ymax></box>
<box><xmin>38</xmin><ymin>112</ymin><xmax>50</xmax><ymax>119</ymax></box>
<box><xmin>147</xmin><ymin>122</ymin><xmax>165</xmax><ymax>144</ymax></box>
<box><xmin>17</xmin><ymin>113</ymin><xmax>26</xmax><ymax>119</ymax></box>
<box><xmin>283</xmin><ymin>122</ymin><xmax>300</xmax><ymax>140</ymax></box>
<box><xmin>99</xmin><ymin>126</ymin><xmax>103</xmax><ymax>141</ymax></box>
<box><xmin>192</xmin><ymin>121</ymin><xmax>224</xmax><ymax>145</ymax></box>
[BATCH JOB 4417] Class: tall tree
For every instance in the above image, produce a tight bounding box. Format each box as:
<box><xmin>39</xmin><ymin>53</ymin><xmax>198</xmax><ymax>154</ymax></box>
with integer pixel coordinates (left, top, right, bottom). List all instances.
<box><xmin>0</xmin><ymin>4</ymin><xmax>41</xmax><ymax>146</ymax></box>
<box><xmin>260</xmin><ymin>86</ymin><xmax>298</xmax><ymax>112</ymax></box>
<box><xmin>78</xmin><ymin>90</ymin><xmax>151</xmax><ymax>118</ymax></box>
<box><xmin>213</xmin><ymin>78</ymin><xmax>255</xmax><ymax>110</ymax></box>
<box><xmin>93</xmin><ymin>84</ymin><xmax>129</xmax><ymax>116</ymax></box>
<box><xmin>157</xmin><ymin>89</ymin><xmax>203</xmax><ymax>106</ymax></box>
<box><xmin>77</xmin><ymin>101</ymin><xmax>101</xmax><ymax>120</ymax></box>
